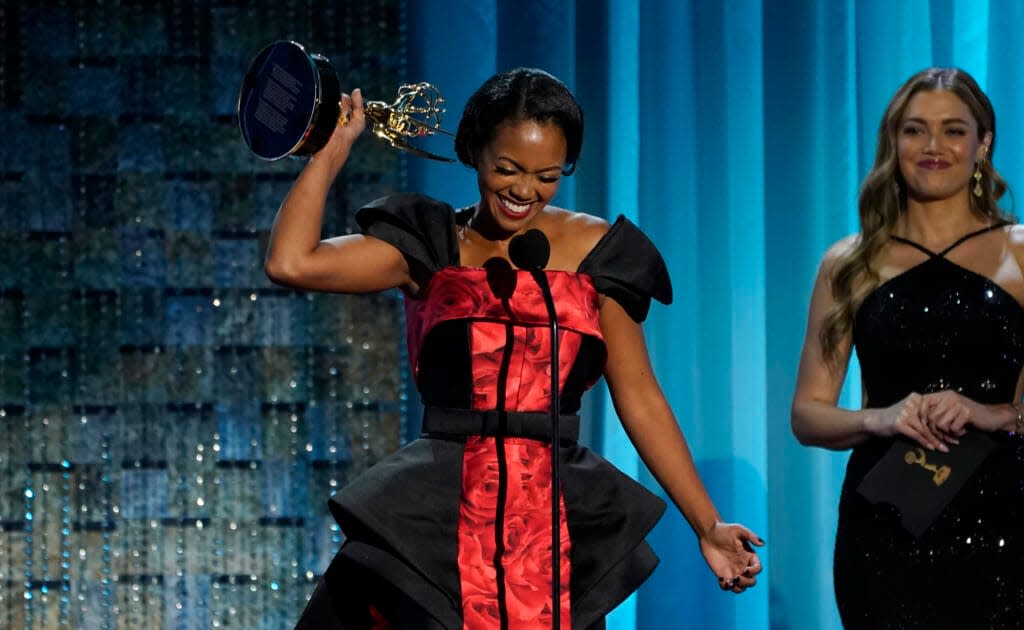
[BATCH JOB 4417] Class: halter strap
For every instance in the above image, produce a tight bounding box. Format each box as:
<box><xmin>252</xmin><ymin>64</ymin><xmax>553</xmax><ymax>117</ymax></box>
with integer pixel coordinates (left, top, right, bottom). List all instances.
<box><xmin>890</xmin><ymin>222</ymin><xmax>1008</xmax><ymax>258</ymax></box>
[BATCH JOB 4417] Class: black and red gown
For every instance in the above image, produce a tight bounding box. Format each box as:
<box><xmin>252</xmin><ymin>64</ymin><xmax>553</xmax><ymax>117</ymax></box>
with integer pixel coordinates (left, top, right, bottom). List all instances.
<box><xmin>294</xmin><ymin>193</ymin><xmax>672</xmax><ymax>630</ymax></box>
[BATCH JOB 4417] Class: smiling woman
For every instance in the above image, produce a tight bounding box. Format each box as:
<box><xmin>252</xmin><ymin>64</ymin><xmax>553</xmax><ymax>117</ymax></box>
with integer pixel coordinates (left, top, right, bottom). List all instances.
<box><xmin>790</xmin><ymin>67</ymin><xmax>1024</xmax><ymax>628</ymax></box>
<box><xmin>896</xmin><ymin>89</ymin><xmax>991</xmax><ymax>203</ymax></box>
<box><xmin>474</xmin><ymin>121</ymin><xmax>565</xmax><ymax>223</ymax></box>
<box><xmin>265</xmin><ymin>66</ymin><xmax>764</xmax><ymax>629</ymax></box>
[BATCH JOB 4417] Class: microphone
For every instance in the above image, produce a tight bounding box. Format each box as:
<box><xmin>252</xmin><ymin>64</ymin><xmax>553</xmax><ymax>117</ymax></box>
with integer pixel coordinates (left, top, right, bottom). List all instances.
<box><xmin>508</xmin><ymin>228</ymin><xmax>550</xmax><ymax>271</ymax></box>
<box><xmin>508</xmin><ymin>228</ymin><xmax>561</xmax><ymax>629</ymax></box>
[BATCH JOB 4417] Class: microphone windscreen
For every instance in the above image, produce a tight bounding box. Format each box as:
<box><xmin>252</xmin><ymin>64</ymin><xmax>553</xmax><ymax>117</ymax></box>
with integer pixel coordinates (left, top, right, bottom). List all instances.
<box><xmin>508</xmin><ymin>229</ymin><xmax>551</xmax><ymax>271</ymax></box>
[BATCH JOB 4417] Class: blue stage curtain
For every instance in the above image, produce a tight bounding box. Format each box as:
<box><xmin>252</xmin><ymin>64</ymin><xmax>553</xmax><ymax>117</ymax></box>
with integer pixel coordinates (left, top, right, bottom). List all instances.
<box><xmin>407</xmin><ymin>1</ymin><xmax>1024</xmax><ymax>628</ymax></box>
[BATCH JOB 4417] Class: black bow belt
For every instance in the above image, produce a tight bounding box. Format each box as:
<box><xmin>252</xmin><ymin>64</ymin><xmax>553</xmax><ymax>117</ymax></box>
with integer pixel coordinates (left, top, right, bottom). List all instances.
<box><xmin>421</xmin><ymin>406</ymin><xmax>580</xmax><ymax>443</ymax></box>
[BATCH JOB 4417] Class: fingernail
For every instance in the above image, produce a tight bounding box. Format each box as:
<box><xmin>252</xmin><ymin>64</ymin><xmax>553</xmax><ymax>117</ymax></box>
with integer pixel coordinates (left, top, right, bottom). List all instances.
<box><xmin>938</xmin><ymin>444</ymin><xmax>949</xmax><ymax>453</ymax></box>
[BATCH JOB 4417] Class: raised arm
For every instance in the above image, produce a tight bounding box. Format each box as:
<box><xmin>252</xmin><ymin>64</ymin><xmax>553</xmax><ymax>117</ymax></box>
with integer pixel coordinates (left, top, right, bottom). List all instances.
<box><xmin>790</xmin><ymin>240</ymin><xmax>950</xmax><ymax>451</ymax></box>
<box><xmin>599</xmin><ymin>297</ymin><xmax>763</xmax><ymax>592</ymax></box>
<box><xmin>264</xmin><ymin>89</ymin><xmax>413</xmax><ymax>294</ymax></box>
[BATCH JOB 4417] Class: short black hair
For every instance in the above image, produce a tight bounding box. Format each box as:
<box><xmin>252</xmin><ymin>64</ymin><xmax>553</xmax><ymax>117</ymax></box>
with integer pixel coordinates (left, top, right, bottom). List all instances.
<box><xmin>454</xmin><ymin>67</ymin><xmax>584</xmax><ymax>175</ymax></box>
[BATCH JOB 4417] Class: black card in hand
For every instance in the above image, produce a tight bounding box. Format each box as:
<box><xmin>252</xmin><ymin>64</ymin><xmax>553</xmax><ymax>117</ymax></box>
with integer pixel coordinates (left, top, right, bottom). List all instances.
<box><xmin>856</xmin><ymin>431</ymin><xmax>997</xmax><ymax>538</ymax></box>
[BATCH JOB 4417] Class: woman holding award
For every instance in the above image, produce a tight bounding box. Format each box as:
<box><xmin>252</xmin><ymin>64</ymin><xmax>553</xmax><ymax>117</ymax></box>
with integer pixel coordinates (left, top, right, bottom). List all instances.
<box><xmin>791</xmin><ymin>67</ymin><xmax>1024</xmax><ymax>628</ymax></box>
<box><xmin>265</xmin><ymin>67</ymin><xmax>763</xmax><ymax>628</ymax></box>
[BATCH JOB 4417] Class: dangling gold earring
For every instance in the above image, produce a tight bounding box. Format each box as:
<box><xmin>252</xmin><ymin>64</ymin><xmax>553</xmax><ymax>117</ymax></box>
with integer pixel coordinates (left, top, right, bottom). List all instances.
<box><xmin>972</xmin><ymin>163</ymin><xmax>984</xmax><ymax>198</ymax></box>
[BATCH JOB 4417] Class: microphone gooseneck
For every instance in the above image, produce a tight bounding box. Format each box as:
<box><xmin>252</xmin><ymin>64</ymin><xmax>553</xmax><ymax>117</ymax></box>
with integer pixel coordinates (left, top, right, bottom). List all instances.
<box><xmin>508</xmin><ymin>228</ymin><xmax>560</xmax><ymax>629</ymax></box>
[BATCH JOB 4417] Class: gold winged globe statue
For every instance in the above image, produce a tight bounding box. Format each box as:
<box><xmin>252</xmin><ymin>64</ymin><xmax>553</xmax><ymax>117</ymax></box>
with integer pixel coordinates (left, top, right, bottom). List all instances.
<box><xmin>237</xmin><ymin>40</ymin><xmax>455</xmax><ymax>162</ymax></box>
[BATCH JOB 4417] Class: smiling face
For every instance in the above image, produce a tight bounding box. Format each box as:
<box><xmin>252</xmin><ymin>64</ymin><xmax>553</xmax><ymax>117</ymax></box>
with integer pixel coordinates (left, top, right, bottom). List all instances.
<box><xmin>474</xmin><ymin>119</ymin><xmax>567</xmax><ymax>234</ymax></box>
<box><xmin>896</xmin><ymin>89</ymin><xmax>991</xmax><ymax>205</ymax></box>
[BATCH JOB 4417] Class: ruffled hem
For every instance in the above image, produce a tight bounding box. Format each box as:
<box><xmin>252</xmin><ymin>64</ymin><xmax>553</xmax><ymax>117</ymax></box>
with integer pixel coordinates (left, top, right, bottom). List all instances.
<box><xmin>321</xmin><ymin>436</ymin><xmax>665</xmax><ymax>629</ymax></box>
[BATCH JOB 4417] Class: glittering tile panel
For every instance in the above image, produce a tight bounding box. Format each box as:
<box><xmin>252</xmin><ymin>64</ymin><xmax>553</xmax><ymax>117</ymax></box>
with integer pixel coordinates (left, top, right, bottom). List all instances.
<box><xmin>0</xmin><ymin>1</ymin><xmax>409</xmax><ymax>627</ymax></box>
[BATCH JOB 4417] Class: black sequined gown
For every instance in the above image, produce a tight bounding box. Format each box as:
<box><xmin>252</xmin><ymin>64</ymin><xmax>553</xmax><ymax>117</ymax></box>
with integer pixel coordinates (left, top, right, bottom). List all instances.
<box><xmin>837</xmin><ymin>226</ymin><xmax>1024</xmax><ymax>629</ymax></box>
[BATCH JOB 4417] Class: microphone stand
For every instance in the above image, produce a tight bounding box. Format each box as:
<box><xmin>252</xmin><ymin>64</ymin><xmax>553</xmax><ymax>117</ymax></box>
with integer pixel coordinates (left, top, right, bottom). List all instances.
<box><xmin>509</xmin><ymin>229</ymin><xmax>560</xmax><ymax>628</ymax></box>
<box><xmin>529</xmin><ymin>267</ymin><xmax>561</xmax><ymax>629</ymax></box>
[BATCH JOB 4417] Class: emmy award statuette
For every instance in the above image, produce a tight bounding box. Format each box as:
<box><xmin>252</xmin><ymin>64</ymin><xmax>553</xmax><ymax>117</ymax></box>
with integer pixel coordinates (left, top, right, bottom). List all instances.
<box><xmin>237</xmin><ymin>40</ymin><xmax>455</xmax><ymax>162</ymax></box>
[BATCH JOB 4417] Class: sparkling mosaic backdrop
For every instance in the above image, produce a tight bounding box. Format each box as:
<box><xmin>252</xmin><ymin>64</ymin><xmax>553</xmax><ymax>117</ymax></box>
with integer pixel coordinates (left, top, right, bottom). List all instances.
<box><xmin>0</xmin><ymin>2</ymin><xmax>409</xmax><ymax>627</ymax></box>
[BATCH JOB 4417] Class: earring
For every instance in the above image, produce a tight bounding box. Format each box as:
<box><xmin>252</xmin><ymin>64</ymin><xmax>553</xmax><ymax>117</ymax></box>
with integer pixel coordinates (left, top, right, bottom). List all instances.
<box><xmin>973</xmin><ymin>163</ymin><xmax>984</xmax><ymax>198</ymax></box>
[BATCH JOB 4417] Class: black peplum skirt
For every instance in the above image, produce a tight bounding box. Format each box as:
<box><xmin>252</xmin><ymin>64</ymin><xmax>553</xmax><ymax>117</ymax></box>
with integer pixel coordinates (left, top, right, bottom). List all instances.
<box><xmin>294</xmin><ymin>432</ymin><xmax>666</xmax><ymax>629</ymax></box>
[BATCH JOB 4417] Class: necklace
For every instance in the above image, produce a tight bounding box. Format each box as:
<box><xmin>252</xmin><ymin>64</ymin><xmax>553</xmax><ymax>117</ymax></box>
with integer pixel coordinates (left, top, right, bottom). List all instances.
<box><xmin>461</xmin><ymin>207</ymin><xmax>478</xmax><ymax>240</ymax></box>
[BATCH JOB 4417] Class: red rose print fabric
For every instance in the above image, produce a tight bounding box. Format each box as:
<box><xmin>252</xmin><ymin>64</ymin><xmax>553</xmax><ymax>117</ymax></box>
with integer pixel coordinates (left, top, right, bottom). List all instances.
<box><xmin>468</xmin><ymin>322</ymin><xmax>583</xmax><ymax>412</ymax></box>
<box><xmin>459</xmin><ymin>436</ymin><xmax>571</xmax><ymax>629</ymax></box>
<box><xmin>402</xmin><ymin>267</ymin><xmax>603</xmax><ymax>628</ymax></box>
<box><xmin>404</xmin><ymin>267</ymin><xmax>603</xmax><ymax>383</ymax></box>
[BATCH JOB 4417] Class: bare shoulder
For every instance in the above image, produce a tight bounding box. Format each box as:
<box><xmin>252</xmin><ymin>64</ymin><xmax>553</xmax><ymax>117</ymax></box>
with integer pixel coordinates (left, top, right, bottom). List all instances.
<box><xmin>559</xmin><ymin>207</ymin><xmax>611</xmax><ymax>242</ymax></box>
<box><xmin>542</xmin><ymin>206</ymin><xmax>611</xmax><ymax>269</ymax></box>
<box><xmin>1004</xmin><ymin>223</ymin><xmax>1024</xmax><ymax>247</ymax></box>
<box><xmin>544</xmin><ymin>206</ymin><xmax>609</xmax><ymax>230</ymax></box>
<box><xmin>1004</xmin><ymin>223</ymin><xmax>1024</xmax><ymax>266</ymax></box>
<box><xmin>819</xmin><ymin>233</ymin><xmax>860</xmax><ymax>278</ymax></box>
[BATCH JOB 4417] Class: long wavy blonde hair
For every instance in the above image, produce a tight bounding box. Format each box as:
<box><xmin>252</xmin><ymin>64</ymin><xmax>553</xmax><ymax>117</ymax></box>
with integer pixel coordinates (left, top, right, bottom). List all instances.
<box><xmin>820</xmin><ymin>67</ymin><xmax>1013</xmax><ymax>363</ymax></box>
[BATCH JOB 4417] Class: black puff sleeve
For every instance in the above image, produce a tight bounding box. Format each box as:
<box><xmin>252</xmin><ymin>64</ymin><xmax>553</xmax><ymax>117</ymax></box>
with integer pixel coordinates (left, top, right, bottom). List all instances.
<box><xmin>577</xmin><ymin>215</ymin><xmax>673</xmax><ymax>322</ymax></box>
<box><xmin>354</xmin><ymin>193</ymin><xmax>460</xmax><ymax>287</ymax></box>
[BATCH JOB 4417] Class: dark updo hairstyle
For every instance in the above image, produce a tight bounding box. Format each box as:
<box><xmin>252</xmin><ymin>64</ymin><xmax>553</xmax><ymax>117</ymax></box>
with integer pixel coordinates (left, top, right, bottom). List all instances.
<box><xmin>454</xmin><ymin>67</ymin><xmax>584</xmax><ymax>175</ymax></box>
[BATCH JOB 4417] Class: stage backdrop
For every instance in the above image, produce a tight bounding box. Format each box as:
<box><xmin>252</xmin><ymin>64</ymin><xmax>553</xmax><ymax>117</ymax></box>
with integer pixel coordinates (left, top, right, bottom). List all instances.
<box><xmin>0</xmin><ymin>2</ymin><xmax>411</xmax><ymax>628</ymax></box>
<box><xmin>4</xmin><ymin>1</ymin><xmax>1024</xmax><ymax>629</ymax></box>
<box><xmin>407</xmin><ymin>2</ymin><xmax>1024</xmax><ymax>630</ymax></box>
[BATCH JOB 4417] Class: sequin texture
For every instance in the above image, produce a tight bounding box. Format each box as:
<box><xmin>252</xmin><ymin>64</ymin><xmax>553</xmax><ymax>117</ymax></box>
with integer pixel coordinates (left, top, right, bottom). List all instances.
<box><xmin>837</xmin><ymin>251</ymin><xmax>1024</xmax><ymax>629</ymax></box>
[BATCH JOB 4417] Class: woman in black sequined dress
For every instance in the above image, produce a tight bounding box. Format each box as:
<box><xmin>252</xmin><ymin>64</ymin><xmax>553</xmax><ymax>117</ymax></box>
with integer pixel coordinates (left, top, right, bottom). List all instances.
<box><xmin>791</xmin><ymin>67</ymin><xmax>1024</xmax><ymax>628</ymax></box>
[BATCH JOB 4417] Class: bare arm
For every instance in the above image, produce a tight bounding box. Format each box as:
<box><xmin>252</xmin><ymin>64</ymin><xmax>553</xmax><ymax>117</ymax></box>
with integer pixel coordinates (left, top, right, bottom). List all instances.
<box><xmin>791</xmin><ymin>242</ymin><xmax>949</xmax><ymax>451</ymax></box>
<box><xmin>600</xmin><ymin>297</ymin><xmax>762</xmax><ymax>591</ymax></box>
<box><xmin>789</xmin><ymin>245</ymin><xmax>877</xmax><ymax>449</ymax></box>
<box><xmin>601</xmin><ymin>298</ymin><xmax>718</xmax><ymax>533</ymax></box>
<box><xmin>264</xmin><ymin>89</ymin><xmax>413</xmax><ymax>294</ymax></box>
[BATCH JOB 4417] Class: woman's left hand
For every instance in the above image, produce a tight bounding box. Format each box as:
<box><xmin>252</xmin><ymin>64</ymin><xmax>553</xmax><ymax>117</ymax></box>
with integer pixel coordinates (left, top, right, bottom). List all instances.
<box><xmin>920</xmin><ymin>390</ymin><xmax>1008</xmax><ymax>437</ymax></box>
<box><xmin>699</xmin><ymin>521</ymin><xmax>764</xmax><ymax>593</ymax></box>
